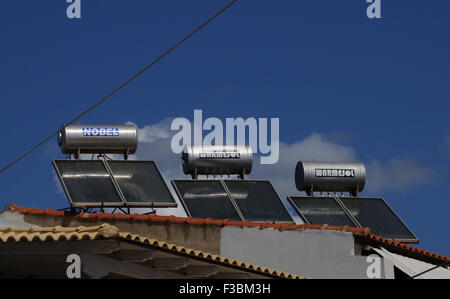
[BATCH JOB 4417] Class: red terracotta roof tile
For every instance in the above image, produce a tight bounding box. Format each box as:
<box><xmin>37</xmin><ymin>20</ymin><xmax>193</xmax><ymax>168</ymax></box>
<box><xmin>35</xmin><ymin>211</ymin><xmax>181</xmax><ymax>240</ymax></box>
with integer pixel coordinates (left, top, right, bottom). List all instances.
<box><xmin>204</xmin><ymin>218</ymin><xmax>225</xmax><ymax>226</ymax></box>
<box><xmin>130</xmin><ymin>214</ymin><xmax>150</xmax><ymax>221</ymax></box>
<box><xmin>186</xmin><ymin>217</ymin><xmax>205</xmax><ymax>225</ymax></box>
<box><xmin>222</xmin><ymin>219</ymin><xmax>245</xmax><ymax>227</ymax></box>
<box><xmin>260</xmin><ymin>222</ymin><xmax>279</xmax><ymax>229</ymax></box>
<box><xmin>7</xmin><ymin>204</ymin><xmax>372</xmax><ymax>234</ymax></box>
<box><xmin>302</xmin><ymin>224</ymin><xmax>323</xmax><ymax>230</ymax></box>
<box><xmin>357</xmin><ymin>232</ymin><xmax>450</xmax><ymax>263</ymax></box>
<box><xmin>323</xmin><ymin>225</ymin><xmax>340</xmax><ymax>231</ymax></box>
<box><xmin>5</xmin><ymin>204</ymin><xmax>449</xmax><ymax>264</ymax></box>
<box><xmin>44</xmin><ymin>208</ymin><xmax>64</xmax><ymax>216</ymax></box>
<box><xmin>279</xmin><ymin>223</ymin><xmax>302</xmax><ymax>230</ymax></box>
<box><xmin>169</xmin><ymin>215</ymin><xmax>188</xmax><ymax>224</ymax></box>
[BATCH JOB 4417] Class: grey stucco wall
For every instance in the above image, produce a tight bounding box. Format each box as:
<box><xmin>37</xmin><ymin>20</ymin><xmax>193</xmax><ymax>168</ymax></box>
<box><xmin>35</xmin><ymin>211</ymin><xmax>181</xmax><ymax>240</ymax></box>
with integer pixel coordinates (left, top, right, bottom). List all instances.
<box><xmin>220</xmin><ymin>226</ymin><xmax>380</xmax><ymax>279</ymax></box>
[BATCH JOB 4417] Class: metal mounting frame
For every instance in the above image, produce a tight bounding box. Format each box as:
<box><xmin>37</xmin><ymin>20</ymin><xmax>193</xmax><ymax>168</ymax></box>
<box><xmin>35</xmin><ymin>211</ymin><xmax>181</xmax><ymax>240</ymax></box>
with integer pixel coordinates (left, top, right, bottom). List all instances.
<box><xmin>287</xmin><ymin>195</ymin><xmax>419</xmax><ymax>244</ymax></box>
<box><xmin>53</xmin><ymin>159</ymin><xmax>178</xmax><ymax>209</ymax></box>
<box><xmin>172</xmin><ymin>179</ymin><xmax>294</xmax><ymax>224</ymax></box>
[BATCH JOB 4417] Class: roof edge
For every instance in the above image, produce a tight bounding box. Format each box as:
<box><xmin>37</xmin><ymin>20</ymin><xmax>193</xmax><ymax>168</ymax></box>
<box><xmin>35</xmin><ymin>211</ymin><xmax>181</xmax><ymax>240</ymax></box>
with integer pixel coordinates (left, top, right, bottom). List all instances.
<box><xmin>5</xmin><ymin>204</ymin><xmax>449</xmax><ymax>264</ymax></box>
<box><xmin>0</xmin><ymin>222</ymin><xmax>305</xmax><ymax>279</ymax></box>
<box><xmin>4</xmin><ymin>203</ymin><xmax>370</xmax><ymax>233</ymax></box>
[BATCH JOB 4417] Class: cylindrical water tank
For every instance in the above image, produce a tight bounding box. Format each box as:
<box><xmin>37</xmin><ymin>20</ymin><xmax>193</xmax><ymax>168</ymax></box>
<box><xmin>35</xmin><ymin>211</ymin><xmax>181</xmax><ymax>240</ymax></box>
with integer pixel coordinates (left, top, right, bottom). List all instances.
<box><xmin>59</xmin><ymin>124</ymin><xmax>138</xmax><ymax>157</ymax></box>
<box><xmin>295</xmin><ymin>161</ymin><xmax>366</xmax><ymax>196</ymax></box>
<box><xmin>182</xmin><ymin>145</ymin><xmax>253</xmax><ymax>176</ymax></box>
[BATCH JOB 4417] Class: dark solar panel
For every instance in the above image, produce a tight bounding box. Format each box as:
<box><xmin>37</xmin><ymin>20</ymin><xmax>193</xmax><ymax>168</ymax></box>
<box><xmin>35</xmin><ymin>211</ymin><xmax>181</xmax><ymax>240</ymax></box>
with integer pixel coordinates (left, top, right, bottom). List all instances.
<box><xmin>53</xmin><ymin>160</ymin><xmax>123</xmax><ymax>206</ymax></box>
<box><xmin>223</xmin><ymin>180</ymin><xmax>293</xmax><ymax>222</ymax></box>
<box><xmin>107</xmin><ymin>161</ymin><xmax>176</xmax><ymax>207</ymax></box>
<box><xmin>339</xmin><ymin>197</ymin><xmax>417</xmax><ymax>242</ymax></box>
<box><xmin>288</xmin><ymin>196</ymin><xmax>357</xmax><ymax>226</ymax></box>
<box><xmin>172</xmin><ymin>180</ymin><xmax>241</xmax><ymax>220</ymax></box>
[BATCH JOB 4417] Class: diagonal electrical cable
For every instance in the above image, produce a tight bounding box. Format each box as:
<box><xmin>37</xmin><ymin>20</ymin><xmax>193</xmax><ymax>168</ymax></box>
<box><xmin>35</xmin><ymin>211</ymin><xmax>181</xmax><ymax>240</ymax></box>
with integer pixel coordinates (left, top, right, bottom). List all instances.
<box><xmin>0</xmin><ymin>0</ymin><xmax>237</xmax><ymax>174</ymax></box>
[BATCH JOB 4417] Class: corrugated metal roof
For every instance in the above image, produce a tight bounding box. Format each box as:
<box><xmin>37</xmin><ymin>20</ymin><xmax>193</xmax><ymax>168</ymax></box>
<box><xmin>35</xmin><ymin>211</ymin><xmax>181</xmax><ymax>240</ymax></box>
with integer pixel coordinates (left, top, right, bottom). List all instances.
<box><xmin>0</xmin><ymin>223</ymin><xmax>305</xmax><ymax>279</ymax></box>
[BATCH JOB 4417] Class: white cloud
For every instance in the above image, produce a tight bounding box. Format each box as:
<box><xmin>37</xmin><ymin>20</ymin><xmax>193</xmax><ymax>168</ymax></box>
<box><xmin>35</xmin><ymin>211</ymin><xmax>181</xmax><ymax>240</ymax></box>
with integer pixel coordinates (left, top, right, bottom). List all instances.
<box><xmin>131</xmin><ymin>118</ymin><xmax>189</xmax><ymax>217</ymax></box>
<box><xmin>250</xmin><ymin>133</ymin><xmax>357</xmax><ymax>206</ymax></box>
<box><xmin>130</xmin><ymin>121</ymin><xmax>435</xmax><ymax>214</ymax></box>
<box><xmin>132</xmin><ymin>129</ymin><xmax>359</xmax><ymax>220</ymax></box>
<box><xmin>365</xmin><ymin>159</ymin><xmax>435</xmax><ymax>193</ymax></box>
<box><xmin>51</xmin><ymin>118</ymin><xmax>435</xmax><ymax>218</ymax></box>
<box><xmin>134</xmin><ymin>118</ymin><xmax>187</xmax><ymax>180</ymax></box>
<box><xmin>130</xmin><ymin>120</ymin><xmax>172</xmax><ymax>143</ymax></box>
<box><xmin>250</xmin><ymin>134</ymin><xmax>435</xmax><ymax>197</ymax></box>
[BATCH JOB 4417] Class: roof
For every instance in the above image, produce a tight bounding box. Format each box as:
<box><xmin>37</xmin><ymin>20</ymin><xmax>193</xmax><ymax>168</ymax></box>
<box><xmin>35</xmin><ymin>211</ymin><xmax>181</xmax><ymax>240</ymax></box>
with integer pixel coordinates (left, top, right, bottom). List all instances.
<box><xmin>4</xmin><ymin>203</ymin><xmax>370</xmax><ymax>233</ymax></box>
<box><xmin>0</xmin><ymin>223</ymin><xmax>118</xmax><ymax>242</ymax></box>
<box><xmin>372</xmin><ymin>247</ymin><xmax>450</xmax><ymax>279</ymax></box>
<box><xmin>0</xmin><ymin>223</ymin><xmax>305</xmax><ymax>279</ymax></box>
<box><xmin>120</xmin><ymin>231</ymin><xmax>305</xmax><ymax>279</ymax></box>
<box><xmin>4</xmin><ymin>204</ymin><xmax>450</xmax><ymax>265</ymax></box>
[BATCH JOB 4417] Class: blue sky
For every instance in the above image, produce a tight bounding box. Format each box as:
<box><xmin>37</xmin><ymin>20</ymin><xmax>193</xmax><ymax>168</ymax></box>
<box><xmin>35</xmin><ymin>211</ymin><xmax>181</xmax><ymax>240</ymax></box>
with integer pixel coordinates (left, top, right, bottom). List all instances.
<box><xmin>1</xmin><ymin>1</ymin><xmax>449</xmax><ymax>254</ymax></box>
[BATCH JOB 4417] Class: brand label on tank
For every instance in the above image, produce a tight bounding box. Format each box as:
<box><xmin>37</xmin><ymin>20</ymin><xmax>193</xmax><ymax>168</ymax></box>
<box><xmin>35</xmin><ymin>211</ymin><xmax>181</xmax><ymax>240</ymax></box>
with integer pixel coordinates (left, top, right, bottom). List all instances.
<box><xmin>315</xmin><ymin>169</ymin><xmax>355</xmax><ymax>177</ymax></box>
<box><xmin>82</xmin><ymin>128</ymin><xmax>120</xmax><ymax>136</ymax></box>
<box><xmin>199</xmin><ymin>151</ymin><xmax>240</xmax><ymax>159</ymax></box>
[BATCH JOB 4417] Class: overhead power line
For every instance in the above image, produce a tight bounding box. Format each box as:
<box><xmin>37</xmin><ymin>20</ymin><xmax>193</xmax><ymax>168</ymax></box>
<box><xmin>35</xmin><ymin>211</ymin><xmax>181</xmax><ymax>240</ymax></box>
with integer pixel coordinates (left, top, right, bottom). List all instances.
<box><xmin>0</xmin><ymin>0</ymin><xmax>238</xmax><ymax>174</ymax></box>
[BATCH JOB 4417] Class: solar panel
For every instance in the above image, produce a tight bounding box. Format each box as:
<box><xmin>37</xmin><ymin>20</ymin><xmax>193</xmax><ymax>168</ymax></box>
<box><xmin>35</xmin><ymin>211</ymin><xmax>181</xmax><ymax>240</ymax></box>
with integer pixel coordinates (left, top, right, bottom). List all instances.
<box><xmin>106</xmin><ymin>161</ymin><xmax>177</xmax><ymax>207</ymax></box>
<box><xmin>53</xmin><ymin>160</ymin><xmax>123</xmax><ymax>207</ymax></box>
<box><xmin>339</xmin><ymin>197</ymin><xmax>417</xmax><ymax>242</ymax></box>
<box><xmin>172</xmin><ymin>180</ymin><xmax>242</xmax><ymax>220</ymax></box>
<box><xmin>223</xmin><ymin>180</ymin><xmax>293</xmax><ymax>222</ymax></box>
<box><xmin>288</xmin><ymin>196</ymin><xmax>357</xmax><ymax>226</ymax></box>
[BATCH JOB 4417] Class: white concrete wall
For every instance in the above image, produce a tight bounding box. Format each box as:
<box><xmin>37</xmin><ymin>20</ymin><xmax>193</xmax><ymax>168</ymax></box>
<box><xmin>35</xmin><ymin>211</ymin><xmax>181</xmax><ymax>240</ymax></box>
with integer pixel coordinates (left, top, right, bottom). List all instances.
<box><xmin>0</xmin><ymin>211</ymin><xmax>32</xmax><ymax>227</ymax></box>
<box><xmin>220</xmin><ymin>226</ymin><xmax>383</xmax><ymax>279</ymax></box>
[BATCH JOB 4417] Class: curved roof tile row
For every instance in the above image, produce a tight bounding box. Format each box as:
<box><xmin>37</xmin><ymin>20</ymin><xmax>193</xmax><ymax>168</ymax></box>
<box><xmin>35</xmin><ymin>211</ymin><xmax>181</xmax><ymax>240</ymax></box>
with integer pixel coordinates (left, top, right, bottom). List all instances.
<box><xmin>0</xmin><ymin>223</ymin><xmax>304</xmax><ymax>279</ymax></box>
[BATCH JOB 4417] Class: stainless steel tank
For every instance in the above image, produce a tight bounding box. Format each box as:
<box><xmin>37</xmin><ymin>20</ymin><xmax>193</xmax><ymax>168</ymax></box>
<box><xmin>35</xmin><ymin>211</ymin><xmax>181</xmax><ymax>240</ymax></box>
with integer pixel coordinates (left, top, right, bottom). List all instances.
<box><xmin>295</xmin><ymin>161</ymin><xmax>366</xmax><ymax>196</ymax></box>
<box><xmin>182</xmin><ymin>145</ymin><xmax>253</xmax><ymax>178</ymax></box>
<box><xmin>59</xmin><ymin>124</ymin><xmax>138</xmax><ymax>158</ymax></box>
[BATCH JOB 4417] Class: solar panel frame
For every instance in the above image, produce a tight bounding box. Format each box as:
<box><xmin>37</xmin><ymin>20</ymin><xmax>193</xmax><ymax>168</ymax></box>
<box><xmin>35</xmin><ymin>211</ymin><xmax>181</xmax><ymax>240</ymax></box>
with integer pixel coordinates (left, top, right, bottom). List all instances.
<box><xmin>53</xmin><ymin>160</ymin><xmax>125</xmax><ymax>208</ymax></box>
<box><xmin>287</xmin><ymin>196</ymin><xmax>359</xmax><ymax>227</ymax></box>
<box><xmin>171</xmin><ymin>179</ymin><xmax>243</xmax><ymax>220</ymax></box>
<box><xmin>105</xmin><ymin>160</ymin><xmax>177</xmax><ymax>208</ymax></box>
<box><xmin>222</xmin><ymin>180</ymin><xmax>294</xmax><ymax>223</ymax></box>
<box><xmin>338</xmin><ymin>197</ymin><xmax>418</xmax><ymax>243</ymax></box>
<box><xmin>287</xmin><ymin>195</ymin><xmax>418</xmax><ymax>243</ymax></box>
